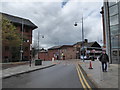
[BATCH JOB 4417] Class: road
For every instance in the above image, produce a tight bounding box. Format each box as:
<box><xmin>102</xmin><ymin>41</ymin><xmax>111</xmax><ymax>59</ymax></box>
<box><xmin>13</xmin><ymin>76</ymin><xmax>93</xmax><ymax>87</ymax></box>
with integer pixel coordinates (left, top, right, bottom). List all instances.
<box><xmin>2</xmin><ymin>60</ymin><xmax>95</xmax><ymax>89</ymax></box>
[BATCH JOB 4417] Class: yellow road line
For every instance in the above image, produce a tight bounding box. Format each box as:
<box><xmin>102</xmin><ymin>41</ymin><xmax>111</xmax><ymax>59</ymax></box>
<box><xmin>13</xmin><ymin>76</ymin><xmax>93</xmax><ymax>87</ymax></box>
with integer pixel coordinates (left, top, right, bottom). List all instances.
<box><xmin>78</xmin><ymin>64</ymin><xmax>92</xmax><ymax>90</ymax></box>
<box><xmin>76</xmin><ymin>65</ymin><xmax>87</xmax><ymax>90</ymax></box>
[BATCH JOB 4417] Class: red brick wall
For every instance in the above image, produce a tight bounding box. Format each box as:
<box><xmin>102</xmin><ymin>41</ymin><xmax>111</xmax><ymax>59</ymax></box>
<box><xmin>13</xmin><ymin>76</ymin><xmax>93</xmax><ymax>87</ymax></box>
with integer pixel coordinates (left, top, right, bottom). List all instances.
<box><xmin>2</xmin><ymin>24</ymin><xmax>33</xmax><ymax>62</ymax></box>
<box><xmin>60</xmin><ymin>47</ymin><xmax>76</xmax><ymax>60</ymax></box>
<box><xmin>38</xmin><ymin>52</ymin><xmax>49</xmax><ymax>61</ymax></box>
<box><xmin>48</xmin><ymin>49</ymin><xmax>58</xmax><ymax>60</ymax></box>
<box><xmin>38</xmin><ymin>46</ymin><xmax>77</xmax><ymax>61</ymax></box>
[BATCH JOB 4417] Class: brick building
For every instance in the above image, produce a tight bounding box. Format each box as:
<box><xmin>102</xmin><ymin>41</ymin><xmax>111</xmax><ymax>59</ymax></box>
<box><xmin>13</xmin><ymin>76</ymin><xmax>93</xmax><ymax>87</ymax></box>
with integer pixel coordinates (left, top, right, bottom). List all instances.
<box><xmin>73</xmin><ymin>42</ymin><xmax>82</xmax><ymax>59</ymax></box>
<box><xmin>73</xmin><ymin>39</ymin><xmax>102</xmax><ymax>59</ymax></box>
<box><xmin>38</xmin><ymin>49</ymin><xmax>48</xmax><ymax>61</ymax></box>
<box><xmin>38</xmin><ymin>45</ymin><xmax>76</xmax><ymax>61</ymax></box>
<box><xmin>38</xmin><ymin>40</ymin><xmax>102</xmax><ymax>61</ymax></box>
<box><xmin>1</xmin><ymin>13</ymin><xmax>37</xmax><ymax>62</ymax></box>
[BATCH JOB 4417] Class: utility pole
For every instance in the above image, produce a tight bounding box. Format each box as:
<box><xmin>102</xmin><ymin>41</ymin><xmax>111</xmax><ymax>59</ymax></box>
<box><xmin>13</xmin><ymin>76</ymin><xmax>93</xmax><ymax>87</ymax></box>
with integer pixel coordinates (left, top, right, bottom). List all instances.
<box><xmin>81</xmin><ymin>14</ymin><xmax>84</xmax><ymax>62</ymax></box>
<box><xmin>74</xmin><ymin>13</ymin><xmax>84</xmax><ymax>62</ymax></box>
<box><xmin>20</xmin><ymin>19</ymin><xmax>24</xmax><ymax>61</ymax></box>
<box><xmin>38</xmin><ymin>31</ymin><xmax>40</xmax><ymax>59</ymax></box>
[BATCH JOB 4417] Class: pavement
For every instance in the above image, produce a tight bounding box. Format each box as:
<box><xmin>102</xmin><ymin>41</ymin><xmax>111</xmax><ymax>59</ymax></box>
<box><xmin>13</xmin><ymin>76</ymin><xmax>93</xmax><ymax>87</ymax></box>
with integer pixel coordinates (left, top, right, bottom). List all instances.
<box><xmin>79</xmin><ymin>59</ymin><xmax>120</xmax><ymax>89</ymax></box>
<box><xmin>1</xmin><ymin>61</ymin><xmax>30</xmax><ymax>70</ymax></box>
<box><xmin>1</xmin><ymin>60</ymin><xmax>59</xmax><ymax>79</ymax></box>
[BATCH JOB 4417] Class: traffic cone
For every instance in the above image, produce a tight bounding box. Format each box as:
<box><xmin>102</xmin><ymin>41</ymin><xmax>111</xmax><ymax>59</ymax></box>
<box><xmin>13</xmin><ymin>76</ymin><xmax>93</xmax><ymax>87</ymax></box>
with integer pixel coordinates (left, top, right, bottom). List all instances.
<box><xmin>88</xmin><ymin>61</ymin><xmax>93</xmax><ymax>69</ymax></box>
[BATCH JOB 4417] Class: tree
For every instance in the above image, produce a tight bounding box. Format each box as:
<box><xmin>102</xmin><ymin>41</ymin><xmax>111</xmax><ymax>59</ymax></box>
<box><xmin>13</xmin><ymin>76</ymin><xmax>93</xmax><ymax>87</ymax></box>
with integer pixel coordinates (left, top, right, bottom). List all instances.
<box><xmin>1</xmin><ymin>16</ymin><xmax>22</xmax><ymax>62</ymax></box>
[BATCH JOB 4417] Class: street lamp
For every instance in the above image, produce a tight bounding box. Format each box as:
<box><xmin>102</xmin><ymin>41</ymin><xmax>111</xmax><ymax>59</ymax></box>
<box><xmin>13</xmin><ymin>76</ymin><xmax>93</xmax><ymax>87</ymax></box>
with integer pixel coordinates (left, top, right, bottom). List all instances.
<box><xmin>20</xmin><ymin>19</ymin><xmax>24</xmax><ymax>61</ymax></box>
<box><xmin>74</xmin><ymin>15</ymin><xmax>85</xmax><ymax>62</ymax></box>
<box><xmin>37</xmin><ymin>30</ymin><xmax>44</xmax><ymax>59</ymax></box>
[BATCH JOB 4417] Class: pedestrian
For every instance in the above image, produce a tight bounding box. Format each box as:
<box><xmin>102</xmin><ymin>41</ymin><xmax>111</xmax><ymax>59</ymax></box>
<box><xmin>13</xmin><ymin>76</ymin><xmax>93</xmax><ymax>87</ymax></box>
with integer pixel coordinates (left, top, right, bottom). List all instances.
<box><xmin>99</xmin><ymin>51</ymin><xmax>109</xmax><ymax>72</ymax></box>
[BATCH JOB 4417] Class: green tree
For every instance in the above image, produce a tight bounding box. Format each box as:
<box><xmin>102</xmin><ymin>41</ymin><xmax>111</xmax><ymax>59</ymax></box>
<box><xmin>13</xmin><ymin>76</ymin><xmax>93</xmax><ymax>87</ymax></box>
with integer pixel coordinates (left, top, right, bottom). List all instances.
<box><xmin>1</xmin><ymin>16</ymin><xmax>22</xmax><ymax>62</ymax></box>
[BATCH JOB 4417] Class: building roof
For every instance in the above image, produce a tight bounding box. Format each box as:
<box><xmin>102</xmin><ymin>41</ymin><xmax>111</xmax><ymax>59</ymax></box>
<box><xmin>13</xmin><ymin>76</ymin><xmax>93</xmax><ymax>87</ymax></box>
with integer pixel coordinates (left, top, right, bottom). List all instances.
<box><xmin>48</xmin><ymin>45</ymin><xmax>73</xmax><ymax>50</ymax></box>
<box><xmin>84</xmin><ymin>42</ymin><xmax>95</xmax><ymax>47</ymax></box>
<box><xmin>48</xmin><ymin>45</ymin><xmax>62</xmax><ymax>50</ymax></box>
<box><xmin>73</xmin><ymin>41</ymin><xmax>83</xmax><ymax>46</ymax></box>
<box><xmin>1</xmin><ymin>12</ymin><xmax>38</xmax><ymax>29</ymax></box>
<box><xmin>74</xmin><ymin>41</ymin><xmax>101</xmax><ymax>48</ymax></box>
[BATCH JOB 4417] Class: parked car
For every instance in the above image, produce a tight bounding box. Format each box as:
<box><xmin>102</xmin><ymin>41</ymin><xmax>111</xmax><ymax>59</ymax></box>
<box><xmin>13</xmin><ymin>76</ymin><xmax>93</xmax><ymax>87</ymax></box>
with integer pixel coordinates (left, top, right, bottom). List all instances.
<box><xmin>80</xmin><ymin>55</ymin><xmax>89</xmax><ymax>60</ymax></box>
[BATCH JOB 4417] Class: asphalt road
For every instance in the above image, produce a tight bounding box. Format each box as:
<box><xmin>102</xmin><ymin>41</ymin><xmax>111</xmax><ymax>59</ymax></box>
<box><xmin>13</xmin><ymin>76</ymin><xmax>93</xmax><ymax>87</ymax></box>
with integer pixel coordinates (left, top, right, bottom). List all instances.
<box><xmin>2</xmin><ymin>60</ymin><xmax>95</xmax><ymax>88</ymax></box>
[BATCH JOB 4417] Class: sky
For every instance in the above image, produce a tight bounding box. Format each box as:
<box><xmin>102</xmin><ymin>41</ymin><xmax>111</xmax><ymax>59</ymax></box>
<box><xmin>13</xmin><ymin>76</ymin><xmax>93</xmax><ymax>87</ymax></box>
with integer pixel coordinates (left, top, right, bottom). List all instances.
<box><xmin>0</xmin><ymin>0</ymin><xmax>103</xmax><ymax>49</ymax></box>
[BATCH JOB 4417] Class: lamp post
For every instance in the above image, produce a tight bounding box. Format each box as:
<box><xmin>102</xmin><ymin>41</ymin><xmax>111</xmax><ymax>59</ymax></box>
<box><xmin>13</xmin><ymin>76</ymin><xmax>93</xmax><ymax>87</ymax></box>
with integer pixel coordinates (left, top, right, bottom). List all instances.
<box><xmin>74</xmin><ymin>15</ymin><xmax>85</xmax><ymax>62</ymax></box>
<box><xmin>37</xmin><ymin>30</ymin><xmax>44</xmax><ymax>59</ymax></box>
<box><xmin>20</xmin><ymin>19</ymin><xmax>24</xmax><ymax>61</ymax></box>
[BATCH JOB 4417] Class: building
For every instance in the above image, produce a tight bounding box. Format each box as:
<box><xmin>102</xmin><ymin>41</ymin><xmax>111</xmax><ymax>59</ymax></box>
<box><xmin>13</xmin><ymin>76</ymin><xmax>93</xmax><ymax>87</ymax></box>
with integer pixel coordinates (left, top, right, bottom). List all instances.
<box><xmin>48</xmin><ymin>45</ymin><xmax>76</xmax><ymax>60</ymax></box>
<box><xmin>73</xmin><ymin>40</ymin><xmax>102</xmax><ymax>59</ymax></box>
<box><xmin>48</xmin><ymin>46</ymin><xmax>62</xmax><ymax>60</ymax></box>
<box><xmin>38</xmin><ymin>45</ymin><xmax>76</xmax><ymax>60</ymax></box>
<box><xmin>38</xmin><ymin>48</ymin><xmax>48</xmax><ymax>61</ymax></box>
<box><xmin>101</xmin><ymin>1</ymin><xmax>120</xmax><ymax>63</ymax></box>
<box><xmin>1</xmin><ymin>12</ymin><xmax>38</xmax><ymax>62</ymax></box>
<box><xmin>73</xmin><ymin>42</ymin><xmax>82</xmax><ymax>59</ymax></box>
<box><xmin>38</xmin><ymin>40</ymin><xmax>102</xmax><ymax>60</ymax></box>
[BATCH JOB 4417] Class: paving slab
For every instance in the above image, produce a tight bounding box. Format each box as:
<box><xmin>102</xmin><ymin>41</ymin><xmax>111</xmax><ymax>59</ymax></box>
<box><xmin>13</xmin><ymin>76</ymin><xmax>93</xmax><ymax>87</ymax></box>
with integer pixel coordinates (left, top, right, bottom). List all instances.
<box><xmin>79</xmin><ymin>60</ymin><xmax>119</xmax><ymax>89</ymax></box>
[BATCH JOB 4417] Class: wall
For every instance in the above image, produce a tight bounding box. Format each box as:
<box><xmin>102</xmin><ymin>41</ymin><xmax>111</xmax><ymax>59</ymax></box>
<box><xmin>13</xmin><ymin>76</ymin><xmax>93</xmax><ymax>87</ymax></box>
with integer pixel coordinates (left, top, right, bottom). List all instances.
<box><xmin>2</xmin><ymin>24</ymin><xmax>33</xmax><ymax>62</ymax></box>
<box><xmin>39</xmin><ymin>52</ymin><xmax>49</xmax><ymax>61</ymax></box>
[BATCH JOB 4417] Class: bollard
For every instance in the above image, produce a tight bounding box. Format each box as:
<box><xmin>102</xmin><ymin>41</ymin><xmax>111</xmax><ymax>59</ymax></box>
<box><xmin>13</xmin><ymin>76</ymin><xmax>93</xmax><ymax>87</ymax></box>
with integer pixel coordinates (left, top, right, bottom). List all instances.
<box><xmin>88</xmin><ymin>60</ymin><xmax>93</xmax><ymax>69</ymax></box>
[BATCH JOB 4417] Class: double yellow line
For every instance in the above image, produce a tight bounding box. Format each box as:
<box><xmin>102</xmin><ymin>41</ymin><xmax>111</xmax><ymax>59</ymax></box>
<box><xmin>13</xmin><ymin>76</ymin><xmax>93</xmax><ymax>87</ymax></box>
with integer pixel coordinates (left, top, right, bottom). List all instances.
<box><xmin>76</xmin><ymin>64</ymin><xmax>92</xmax><ymax>90</ymax></box>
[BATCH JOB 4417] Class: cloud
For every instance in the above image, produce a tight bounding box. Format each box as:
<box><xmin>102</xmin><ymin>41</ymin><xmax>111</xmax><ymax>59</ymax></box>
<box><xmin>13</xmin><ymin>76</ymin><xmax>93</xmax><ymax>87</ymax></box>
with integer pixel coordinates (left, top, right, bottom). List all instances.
<box><xmin>1</xmin><ymin>1</ymin><xmax>103</xmax><ymax>49</ymax></box>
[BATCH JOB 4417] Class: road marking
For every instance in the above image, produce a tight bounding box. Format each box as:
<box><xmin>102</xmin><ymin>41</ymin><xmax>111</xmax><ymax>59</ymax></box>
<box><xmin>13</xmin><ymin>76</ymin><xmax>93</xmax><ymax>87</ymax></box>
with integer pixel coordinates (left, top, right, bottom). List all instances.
<box><xmin>78</xmin><ymin>64</ymin><xmax>92</xmax><ymax>90</ymax></box>
<box><xmin>76</xmin><ymin>65</ymin><xmax>87</xmax><ymax>90</ymax></box>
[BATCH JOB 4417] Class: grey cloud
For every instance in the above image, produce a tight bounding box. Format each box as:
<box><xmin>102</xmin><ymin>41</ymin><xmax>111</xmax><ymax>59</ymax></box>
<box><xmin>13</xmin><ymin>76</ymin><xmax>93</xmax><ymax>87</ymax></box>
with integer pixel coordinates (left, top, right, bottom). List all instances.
<box><xmin>1</xmin><ymin>1</ymin><xmax>103</xmax><ymax>49</ymax></box>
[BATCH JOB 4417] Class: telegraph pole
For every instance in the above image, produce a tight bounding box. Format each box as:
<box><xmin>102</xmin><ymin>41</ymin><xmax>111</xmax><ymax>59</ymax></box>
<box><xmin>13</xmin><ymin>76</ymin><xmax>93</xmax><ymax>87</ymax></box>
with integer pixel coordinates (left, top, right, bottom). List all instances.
<box><xmin>20</xmin><ymin>19</ymin><xmax>24</xmax><ymax>61</ymax></box>
<box><xmin>38</xmin><ymin>31</ymin><xmax>40</xmax><ymax>59</ymax></box>
<box><xmin>82</xmin><ymin>14</ymin><xmax>84</xmax><ymax>62</ymax></box>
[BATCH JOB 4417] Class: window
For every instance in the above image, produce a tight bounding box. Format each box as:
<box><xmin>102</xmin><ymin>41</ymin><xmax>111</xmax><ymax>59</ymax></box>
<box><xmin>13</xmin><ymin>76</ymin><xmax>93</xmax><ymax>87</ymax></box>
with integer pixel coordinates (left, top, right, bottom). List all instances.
<box><xmin>4</xmin><ymin>56</ymin><xmax>8</xmax><ymax>59</ymax></box>
<box><xmin>111</xmin><ymin>30</ymin><xmax>118</xmax><ymax>35</ymax></box>
<box><xmin>77</xmin><ymin>48</ymin><xmax>80</xmax><ymax>51</ymax></box>
<box><xmin>25</xmin><ymin>28</ymin><xmax>29</xmax><ymax>33</ymax></box>
<box><xmin>111</xmin><ymin>35</ymin><xmax>119</xmax><ymax>48</ymax></box>
<box><xmin>12</xmin><ymin>47</ymin><xmax>16</xmax><ymax>51</ymax></box>
<box><xmin>119</xmin><ymin>50</ymin><xmax>120</xmax><ymax>56</ymax></box>
<box><xmin>24</xmin><ymin>47</ymin><xmax>29</xmax><ymax>51</ymax></box>
<box><xmin>110</xmin><ymin>24</ymin><xmax>119</xmax><ymax>35</ymax></box>
<box><xmin>109</xmin><ymin>1</ymin><xmax>117</xmax><ymax>7</ymax></box>
<box><xmin>5</xmin><ymin>46</ymin><xmax>9</xmax><ymax>51</ymax></box>
<box><xmin>109</xmin><ymin>4</ymin><xmax>118</xmax><ymax>16</ymax></box>
<box><xmin>20</xmin><ymin>27</ymin><xmax>23</xmax><ymax>32</ymax></box>
<box><xmin>110</xmin><ymin>15</ymin><xmax>119</xmax><ymax>26</ymax></box>
<box><xmin>12</xmin><ymin>56</ymin><xmax>15</xmax><ymax>59</ymax></box>
<box><xmin>119</xmin><ymin>35</ymin><xmax>120</xmax><ymax>48</ymax></box>
<box><xmin>119</xmin><ymin>27</ymin><xmax>120</xmax><ymax>34</ymax></box>
<box><xmin>112</xmin><ymin>50</ymin><xmax>117</xmax><ymax>56</ymax></box>
<box><xmin>110</xmin><ymin>24</ymin><xmax>119</xmax><ymax>31</ymax></box>
<box><xmin>24</xmin><ymin>56</ymin><xmax>28</xmax><ymax>60</ymax></box>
